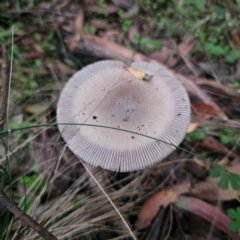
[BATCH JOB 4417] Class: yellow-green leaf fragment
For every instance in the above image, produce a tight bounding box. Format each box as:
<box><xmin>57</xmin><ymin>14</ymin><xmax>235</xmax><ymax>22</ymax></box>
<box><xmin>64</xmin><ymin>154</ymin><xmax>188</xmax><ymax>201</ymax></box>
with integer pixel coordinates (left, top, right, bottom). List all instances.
<box><xmin>124</xmin><ymin>66</ymin><xmax>153</xmax><ymax>81</ymax></box>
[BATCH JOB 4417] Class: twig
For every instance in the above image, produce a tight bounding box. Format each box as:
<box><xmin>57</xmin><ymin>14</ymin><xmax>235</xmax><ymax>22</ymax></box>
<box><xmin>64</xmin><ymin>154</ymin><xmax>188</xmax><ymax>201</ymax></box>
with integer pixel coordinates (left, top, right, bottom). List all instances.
<box><xmin>70</xmin><ymin>34</ymin><xmax>228</xmax><ymax>120</ymax></box>
<box><xmin>0</xmin><ymin>44</ymin><xmax>57</xmax><ymax>240</ymax></box>
<box><xmin>0</xmin><ymin>191</ymin><xmax>57</xmax><ymax>240</ymax></box>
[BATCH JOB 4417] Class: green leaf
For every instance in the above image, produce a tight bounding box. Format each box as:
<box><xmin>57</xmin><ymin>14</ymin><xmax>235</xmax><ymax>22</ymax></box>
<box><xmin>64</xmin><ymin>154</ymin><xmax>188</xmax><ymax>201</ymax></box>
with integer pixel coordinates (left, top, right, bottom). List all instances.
<box><xmin>210</xmin><ymin>164</ymin><xmax>240</xmax><ymax>190</ymax></box>
<box><xmin>205</xmin><ymin>43</ymin><xmax>229</xmax><ymax>56</ymax></box>
<box><xmin>210</xmin><ymin>164</ymin><xmax>225</xmax><ymax>177</ymax></box>
<box><xmin>19</xmin><ymin>174</ymin><xmax>46</xmax><ymax>191</ymax></box>
<box><xmin>218</xmin><ymin>174</ymin><xmax>229</xmax><ymax>189</ymax></box>
<box><xmin>220</xmin><ymin>135</ymin><xmax>233</xmax><ymax>145</ymax></box>
<box><xmin>210</xmin><ymin>168</ymin><xmax>222</xmax><ymax>177</ymax></box>
<box><xmin>229</xmin><ymin>221</ymin><xmax>240</xmax><ymax>232</ymax></box>
<box><xmin>225</xmin><ymin>50</ymin><xmax>240</xmax><ymax>63</ymax></box>
<box><xmin>186</xmin><ymin>129</ymin><xmax>206</xmax><ymax>141</ymax></box>
<box><xmin>229</xmin><ymin>173</ymin><xmax>240</xmax><ymax>190</ymax></box>
<box><xmin>139</xmin><ymin>37</ymin><xmax>162</xmax><ymax>53</ymax></box>
<box><xmin>228</xmin><ymin>208</ymin><xmax>239</xmax><ymax>219</ymax></box>
<box><xmin>227</xmin><ymin>207</ymin><xmax>240</xmax><ymax>232</ymax></box>
<box><xmin>215</xmin><ymin>6</ymin><xmax>226</xmax><ymax>19</ymax></box>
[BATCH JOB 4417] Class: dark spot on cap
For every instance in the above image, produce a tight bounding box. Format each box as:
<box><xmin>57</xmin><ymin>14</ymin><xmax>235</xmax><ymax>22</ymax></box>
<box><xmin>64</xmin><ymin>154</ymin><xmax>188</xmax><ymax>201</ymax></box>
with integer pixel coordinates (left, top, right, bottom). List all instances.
<box><xmin>177</xmin><ymin>114</ymin><xmax>181</xmax><ymax>117</ymax></box>
<box><xmin>93</xmin><ymin>116</ymin><xmax>97</xmax><ymax>120</ymax></box>
<box><xmin>132</xmin><ymin>136</ymin><xmax>135</xmax><ymax>139</ymax></box>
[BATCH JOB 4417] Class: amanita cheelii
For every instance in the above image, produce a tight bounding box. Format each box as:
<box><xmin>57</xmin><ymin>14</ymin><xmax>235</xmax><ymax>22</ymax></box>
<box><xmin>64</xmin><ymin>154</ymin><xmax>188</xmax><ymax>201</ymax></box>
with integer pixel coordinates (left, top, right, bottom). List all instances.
<box><xmin>57</xmin><ymin>60</ymin><xmax>191</xmax><ymax>172</ymax></box>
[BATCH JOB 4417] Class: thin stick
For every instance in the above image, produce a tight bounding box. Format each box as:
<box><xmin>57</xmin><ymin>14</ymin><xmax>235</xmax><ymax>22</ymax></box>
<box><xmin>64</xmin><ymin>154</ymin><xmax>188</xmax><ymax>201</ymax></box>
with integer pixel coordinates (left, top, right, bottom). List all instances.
<box><xmin>80</xmin><ymin>159</ymin><xmax>137</xmax><ymax>240</ymax></box>
<box><xmin>0</xmin><ymin>191</ymin><xmax>57</xmax><ymax>240</ymax></box>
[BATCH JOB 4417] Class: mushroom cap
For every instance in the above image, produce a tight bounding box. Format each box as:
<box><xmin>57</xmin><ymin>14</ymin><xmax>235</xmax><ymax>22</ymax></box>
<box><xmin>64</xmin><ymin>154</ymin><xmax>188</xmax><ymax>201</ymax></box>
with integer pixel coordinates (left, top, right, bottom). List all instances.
<box><xmin>57</xmin><ymin>60</ymin><xmax>190</xmax><ymax>172</ymax></box>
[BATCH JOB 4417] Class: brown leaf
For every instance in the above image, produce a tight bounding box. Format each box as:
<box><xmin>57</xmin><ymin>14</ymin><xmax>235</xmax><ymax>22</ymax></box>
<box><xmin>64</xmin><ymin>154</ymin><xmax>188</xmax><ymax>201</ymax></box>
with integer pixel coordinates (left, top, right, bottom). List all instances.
<box><xmin>192</xmin><ymin>101</ymin><xmax>217</xmax><ymax>119</ymax></box>
<box><xmin>191</xmin><ymin>163</ymin><xmax>240</xmax><ymax>201</ymax></box>
<box><xmin>75</xmin><ymin>11</ymin><xmax>84</xmax><ymax>35</ymax></box>
<box><xmin>151</xmin><ymin>47</ymin><xmax>178</xmax><ymax>67</ymax></box>
<box><xmin>230</xmin><ymin>28</ymin><xmax>240</xmax><ymax>50</ymax></box>
<box><xmin>198</xmin><ymin>136</ymin><xmax>239</xmax><ymax>161</ymax></box>
<box><xmin>151</xmin><ymin>39</ymin><xmax>178</xmax><ymax>67</ymax></box>
<box><xmin>128</xmin><ymin>25</ymin><xmax>138</xmax><ymax>43</ymax></box>
<box><xmin>235</xmin><ymin>60</ymin><xmax>240</xmax><ymax>81</ymax></box>
<box><xmin>23</xmin><ymin>67</ymin><xmax>49</xmax><ymax>74</ymax></box>
<box><xmin>136</xmin><ymin>182</ymin><xmax>190</xmax><ymax>229</ymax></box>
<box><xmin>178</xmin><ymin>36</ymin><xmax>199</xmax><ymax>76</ymax></box>
<box><xmin>90</xmin><ymin>19</ymin><xmax>108</xmax><ymax>29</ymax></box>
<box><xmin>199</xmin><ymin>136</ymin><xmax>229</xmax><ymax>155</ymax></box>
<box><xmin>178</xmin><ymin>35</ymin><xmax>196</xmax><ymax>56</ymax></box>
<box><xmin>23</xmin><ymin>51</ymin><xmax>42</xmax><ymax>59</ymax></box>
<box><xmin>175</xmin><ymin>196</ymin><xmax>240</xmax><ymax>240</ymax></box>
<box><xmin>45</xmin><ymin>59</ymin><xmax>76</xmax><ymax>75</ymax></box>
<box><xmin>23</xmin><ymin>104</ymin><xmax>49</xmax><ymax>114</ymax></box>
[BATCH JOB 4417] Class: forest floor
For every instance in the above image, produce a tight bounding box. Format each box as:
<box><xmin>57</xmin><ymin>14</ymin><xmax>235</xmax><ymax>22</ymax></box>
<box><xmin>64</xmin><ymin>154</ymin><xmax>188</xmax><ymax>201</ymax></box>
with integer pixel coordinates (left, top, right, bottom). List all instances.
<box><xmin>0</xmin><ymin>0</ymin><xmax>240</xmax><ymax>239</ymax></box>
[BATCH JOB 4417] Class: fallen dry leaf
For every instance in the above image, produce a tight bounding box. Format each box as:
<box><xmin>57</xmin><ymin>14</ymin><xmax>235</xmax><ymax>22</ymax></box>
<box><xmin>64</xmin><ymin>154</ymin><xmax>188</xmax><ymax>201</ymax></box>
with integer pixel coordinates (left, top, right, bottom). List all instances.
<box><xmin>75</xmin><ymin>11</ymin><xmax>84</xmax><ymax>36</ymax></box>
<box><xmin>90</xmin><ymin>19</ymin><xmax>108</xmax><ymax>29</ymax></box>
<box><xmin>23</xmin><ymin>51</ymin><xmax>42</xmax><ymax>59</ymax></box>
<box><xmin>45</xmin><ymin>59</ymin><xmax>76</xmax><ymax>75</ymax></box>
<box><xmin>177</xmin><ymin>35</ymin><xmax>199</xmax><ymax>75</ymax></box>
<box><xmin>187</xmin><ymin>122</ymin><xmax>200</xmax><ymax>133</ymax></box>
<box><xmin>175</xmin><ymin>196</ymin><xmax>240</xmax><ymax>240</ymax></box>
<box><xmin>136</xmin><ymin>182</ymin><xmax>190</xmax><ymax>229</ymax></box>
<box><xmin>151</xmin><ymin>47</ymin><xmax>178</xmax><ymax>67</ymax></box>
<box><xmin>178</xmin><ymin>35</ymin><xmax>196</xmax><ymax>56</ymax></box>
<box><xmin>23</xmin><ymin>104</ymin><xmax>49</xmax><ymax>114</ymax></box>
<box><xmin>198</xmin><ymin>136</ymin><xmax>239</xmax><ymax>161</ymax></box>
<box><xmin>128</xmin><ymin>25</ymin><xmax>138</xmax><ymax>43</ymax></box>
<box><xmin>70</xmin><ymin>11</ymin><xmax>85</xmax><ymax>44</ymax></box>
<box><xmin>192</xmin><ymin>101</ymin><xmax>217</xmax><ymax>119</ymax></box>
<box><xmin>230</xmin><ymin>28</ymin><xmax>240</xmax><ymax>50</ymax></box>
<box><xmin>124</xmin><ymin>66</ymin><xmax>153</xmax><ymax>81</ymax></box>
<box><xmin>191</xmin><ymin>163</ymin><xmax>240</xmax><ymax>201</ymax></box>
<box><xmin>235</xmin><ymin>60</ymin><xmax>240</xmax><ymax>81</ymax></box>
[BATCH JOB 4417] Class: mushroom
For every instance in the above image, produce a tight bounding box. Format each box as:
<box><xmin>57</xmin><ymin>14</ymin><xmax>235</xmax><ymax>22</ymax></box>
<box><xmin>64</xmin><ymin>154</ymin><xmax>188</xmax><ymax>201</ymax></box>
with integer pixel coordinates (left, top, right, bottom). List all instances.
<box><xmin>57</xmin><ymin>60</ymin><xmax>190</xmax><ymax>172</ymax></box>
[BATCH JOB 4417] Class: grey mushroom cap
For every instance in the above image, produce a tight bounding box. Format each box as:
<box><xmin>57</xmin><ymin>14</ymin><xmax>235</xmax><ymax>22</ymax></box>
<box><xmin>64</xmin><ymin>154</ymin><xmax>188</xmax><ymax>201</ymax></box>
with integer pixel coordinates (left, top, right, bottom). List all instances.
<box><xmin>57</xmin><ymin>60</ymin><xmax>191</xmax><ymax>172</ymax></box>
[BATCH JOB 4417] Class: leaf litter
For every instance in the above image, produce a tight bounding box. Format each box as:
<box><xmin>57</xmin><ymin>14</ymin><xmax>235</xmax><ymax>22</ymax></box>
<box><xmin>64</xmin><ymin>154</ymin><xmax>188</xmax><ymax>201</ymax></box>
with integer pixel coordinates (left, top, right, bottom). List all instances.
<box><xmin>1</xmin><ymin>0</ymin><xmax>240</xmax><ymax>239</ymax></box>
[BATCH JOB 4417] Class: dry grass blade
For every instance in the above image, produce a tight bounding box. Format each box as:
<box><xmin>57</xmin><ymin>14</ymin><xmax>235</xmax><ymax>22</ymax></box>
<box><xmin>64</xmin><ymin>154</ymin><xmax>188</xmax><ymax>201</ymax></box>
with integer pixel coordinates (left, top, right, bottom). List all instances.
<box><xmin>0</xmin><ymin>191</ymin><xmax>57</xmax><ymax>240</ymax></box>
<box><xmin>0</xmin><ymin>28</ymin><xmax>57</xmax><ymax>240</ymax></box>
<box><xmin>0</xmin><ymin>44</ymin><xmax>9</xmax><ymax>129</ymax></box>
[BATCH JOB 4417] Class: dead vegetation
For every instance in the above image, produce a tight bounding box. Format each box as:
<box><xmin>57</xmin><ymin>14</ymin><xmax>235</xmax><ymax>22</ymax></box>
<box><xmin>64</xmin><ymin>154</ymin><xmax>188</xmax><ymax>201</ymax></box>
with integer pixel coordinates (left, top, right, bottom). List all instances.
<box><xmin>0</xmin><ymin>0</ymin><xmax>240</xmax><ymax>239</ymax></box>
